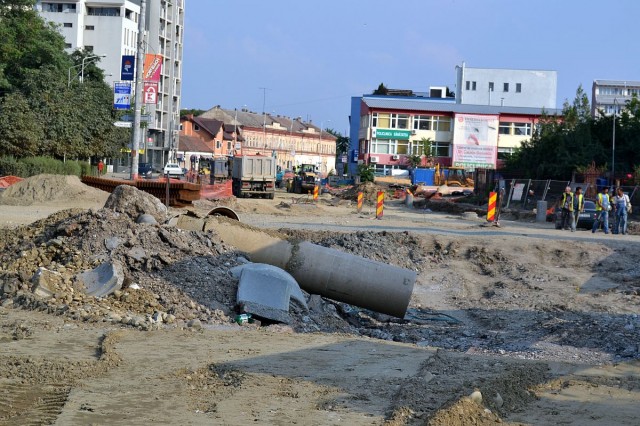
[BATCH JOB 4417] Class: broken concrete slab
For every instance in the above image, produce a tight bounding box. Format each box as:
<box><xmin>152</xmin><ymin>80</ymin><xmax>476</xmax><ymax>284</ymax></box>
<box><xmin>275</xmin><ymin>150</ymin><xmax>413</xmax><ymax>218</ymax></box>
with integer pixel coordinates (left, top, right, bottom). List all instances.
<box><xmin>75</xmin><ymin>261</ymin><xmax>124</xmax><ymax>298</ymax></box>
<box><xmin>233</xmin><ymin>263</ymin><xmax>308</xmax><ymax>324</ymax></box>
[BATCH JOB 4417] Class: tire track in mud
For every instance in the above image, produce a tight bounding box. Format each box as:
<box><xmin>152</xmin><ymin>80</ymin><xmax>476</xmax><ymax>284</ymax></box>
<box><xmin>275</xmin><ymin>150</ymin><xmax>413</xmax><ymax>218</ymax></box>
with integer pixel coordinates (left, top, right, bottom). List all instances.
<box><xmin>0</xmin><ymin>381</ymin><xmax>70</xmax><ymax>425</ymax></box>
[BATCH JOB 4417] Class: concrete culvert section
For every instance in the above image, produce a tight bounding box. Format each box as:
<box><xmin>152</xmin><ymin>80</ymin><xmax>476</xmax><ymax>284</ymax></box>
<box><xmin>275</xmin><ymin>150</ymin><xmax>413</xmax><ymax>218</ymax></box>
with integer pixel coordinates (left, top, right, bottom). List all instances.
<box><xmin>204</xmin><ymin>217</ymin><xmax>416</xmax><ymax>318</ymax></box>
<box><xmin>206</xmin><ymin>206</ymin><xmax>239</xmax><ymax>221</ymax></box>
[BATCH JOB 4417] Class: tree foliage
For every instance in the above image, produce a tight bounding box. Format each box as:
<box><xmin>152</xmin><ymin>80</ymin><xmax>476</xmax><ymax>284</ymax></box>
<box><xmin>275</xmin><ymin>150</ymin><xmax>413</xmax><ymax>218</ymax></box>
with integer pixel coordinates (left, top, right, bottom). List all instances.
<box><xmin>325</xmin><ymin>128</ymin><xmax>349</xmax><ymax>154</ymax></box>
<box><xmin>503</xmin><ymin>86</ymin><xmax>640</xmax><ymax>180</ymax></box>
<box><xmin>0</xmin><ymin>0</ymin><xmax>129</xmax><ymax>161</ymax></box>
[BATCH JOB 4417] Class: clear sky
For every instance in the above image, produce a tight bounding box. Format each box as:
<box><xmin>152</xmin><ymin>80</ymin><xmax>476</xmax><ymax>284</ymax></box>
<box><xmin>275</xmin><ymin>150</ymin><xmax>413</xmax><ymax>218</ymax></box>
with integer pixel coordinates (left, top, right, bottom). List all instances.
<box><xmin>181</xmin><ymin>0</ymin><xmax>639</xmax><ymax>134</ymax></box>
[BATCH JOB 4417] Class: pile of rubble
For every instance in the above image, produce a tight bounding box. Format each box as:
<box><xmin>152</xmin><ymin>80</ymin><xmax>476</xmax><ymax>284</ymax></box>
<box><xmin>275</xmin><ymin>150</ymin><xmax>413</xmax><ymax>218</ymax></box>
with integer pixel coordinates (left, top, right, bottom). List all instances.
<box><xmin>0</xmin><ymin>185</ymin><xmax>358</xmax><ymax>334</ymax></box>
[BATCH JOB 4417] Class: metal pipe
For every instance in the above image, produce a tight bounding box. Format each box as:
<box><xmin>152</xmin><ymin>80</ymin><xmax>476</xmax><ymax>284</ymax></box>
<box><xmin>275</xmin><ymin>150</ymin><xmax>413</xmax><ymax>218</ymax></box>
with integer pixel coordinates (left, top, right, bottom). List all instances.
<box><xmin>204</xmin><ymin>218</ymin><xmax>416</xmax><ymax>318</ymax></box>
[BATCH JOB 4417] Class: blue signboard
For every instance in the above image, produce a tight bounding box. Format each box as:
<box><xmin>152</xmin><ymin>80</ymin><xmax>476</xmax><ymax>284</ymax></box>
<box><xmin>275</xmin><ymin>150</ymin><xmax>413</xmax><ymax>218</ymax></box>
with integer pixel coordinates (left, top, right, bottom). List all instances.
<box><xmin>113</xmin><ymin>82</ymin><xmax>131</xmax><ymax>110</ymax></box>
<box><xmin>120</xmin><ymin>55</ymin><xmax>135</xmax><ymax>81</ymax></box>
<box><xmin>351</xmin><ymin>149</ymin><xmax>359</xmax><ymax>163</ymax></box>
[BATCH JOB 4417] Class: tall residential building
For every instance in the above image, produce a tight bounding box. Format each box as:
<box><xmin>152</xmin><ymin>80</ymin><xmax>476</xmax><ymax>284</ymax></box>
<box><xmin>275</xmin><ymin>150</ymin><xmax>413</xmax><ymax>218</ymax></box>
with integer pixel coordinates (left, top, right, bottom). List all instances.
<box><xmin>455</xmin><ymin>63</ymin><xmax>557</xmax><ymax>109</ymax></box>
<box><xmin>591</xmin><ymin>80</ymin><xmax>640</xmax><ymax>117</ymax></box>
<box><xmin>35</xmin><ymin>0</ymin><xmax>185</xmax><ymax>169</ymax></box>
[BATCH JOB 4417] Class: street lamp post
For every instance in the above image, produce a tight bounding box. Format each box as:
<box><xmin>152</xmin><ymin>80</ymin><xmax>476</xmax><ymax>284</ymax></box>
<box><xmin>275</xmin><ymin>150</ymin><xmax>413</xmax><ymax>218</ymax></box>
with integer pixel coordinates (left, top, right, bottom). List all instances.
<box><xmin>80</xmin><ymin>54</ymin><xmax>106</xmax><ymax>84</ymax></box>
<box><xmin>612</xmin><ymin>98</ymin><xmax>618</xmax><ymax>189</ymax></box>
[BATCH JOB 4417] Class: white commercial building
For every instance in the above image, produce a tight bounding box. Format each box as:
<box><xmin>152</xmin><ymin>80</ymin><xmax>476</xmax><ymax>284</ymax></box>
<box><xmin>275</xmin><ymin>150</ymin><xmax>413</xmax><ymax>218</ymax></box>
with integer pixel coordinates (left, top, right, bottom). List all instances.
<box><xmin>455</xmin><ymin>63</ymin><xmax>557</xmax><ymax>109</ymax></box>
<box><xmin>591</xmin><ymin>79</ymin><xmax>640</xmax><ymax>117</ymax></box>
<box><xmin>36</xmin><ymin>0</ymin><xmax>185</xmax><ymax>168</ymax></box>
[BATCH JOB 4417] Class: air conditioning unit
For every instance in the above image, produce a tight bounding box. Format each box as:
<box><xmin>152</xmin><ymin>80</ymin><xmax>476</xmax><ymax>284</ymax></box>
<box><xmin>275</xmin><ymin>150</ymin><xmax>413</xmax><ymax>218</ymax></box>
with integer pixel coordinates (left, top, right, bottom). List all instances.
<box><xmin>392</xmin><ymin>155</ymin><xmax>400</xmax><ymax>160</ymax></box>
<box><xmin>411</xmin><ymin>130</ymin><xmax>417</xmax><ymax>135</ymax></box>
<box><xmin>370</xmin><ymin>156</ymin><xmax>379</xmax><ymax>163</ymax></box>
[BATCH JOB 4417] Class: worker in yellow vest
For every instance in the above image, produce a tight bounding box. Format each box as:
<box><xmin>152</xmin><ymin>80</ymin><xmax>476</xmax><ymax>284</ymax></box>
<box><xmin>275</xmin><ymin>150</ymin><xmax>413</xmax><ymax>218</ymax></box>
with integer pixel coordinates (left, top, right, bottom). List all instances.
<box><xmin>592</xmin><ymin>187</ymin><xmax>610</xmax><ymax>234</ymax></box>
<box><xmin>571</xmin><ymin>186</ymin><xmax>584</xmax><ymax>232</ymax></box>
<box><xmin>559</xmin><ymin>186</ymin><xmax>574</xmax><ymax>230</ymax></box>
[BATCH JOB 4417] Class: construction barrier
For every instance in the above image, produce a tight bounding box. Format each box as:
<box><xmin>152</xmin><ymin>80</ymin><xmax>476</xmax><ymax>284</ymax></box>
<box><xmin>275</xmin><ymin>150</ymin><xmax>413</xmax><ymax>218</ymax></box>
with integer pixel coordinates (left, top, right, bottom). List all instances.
<box><xmin>313</xmin><ymin>185</ymin><xmax>319</xmax><ymax>201</ymax></box>
<box><xmin>81</xmin><ymin>175</ymin><xmax>201</xmax><ymax>207</ymax></box>
<box><xmin>487</xmin><ymin>191</ymin><xmax>497</xmax><ymax>222</ymax></box>
<box><xmin>376</xmin><ymin>191</ymin><xmax>384</xmax><ymax>219</ymax></box>
<box><xmin>357</xmin><ymin>191</ymin><xmax>363</xmax><ymax>213</ymax></box>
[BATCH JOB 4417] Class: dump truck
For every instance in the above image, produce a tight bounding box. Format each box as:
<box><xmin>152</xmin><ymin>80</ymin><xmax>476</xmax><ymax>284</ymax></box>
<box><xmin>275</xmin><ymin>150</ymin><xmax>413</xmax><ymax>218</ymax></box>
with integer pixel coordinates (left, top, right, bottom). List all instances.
<box><xmin>287</xmin><ymin>164</ymin><xmax>319</xmax><ymax>194</ymax></box>
<box><xmin>231</xmin><ymin>155</ymin><xmax>276</xmax><ymax>199</ymax></box>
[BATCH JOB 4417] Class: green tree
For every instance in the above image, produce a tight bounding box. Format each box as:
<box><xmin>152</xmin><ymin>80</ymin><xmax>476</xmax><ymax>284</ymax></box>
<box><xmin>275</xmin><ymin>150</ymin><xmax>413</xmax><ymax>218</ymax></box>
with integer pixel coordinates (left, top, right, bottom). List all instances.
<box><xmin>325</xmin><ymin>128</ymin><xmax>349</xmax><ymax>154</ymax></box>
<box><xmin>372</xmin><ymin>83</ymin><xmax>388</xmax><ymax>95</ymax></box>
<box><xmin>0</xmin><ymin>0</ymin><xmax>71</xmax><ymax>93</ymax></box>
<box><xmin>0</xmin><ymin>92</ymin><xmax>43</xmax><ymax>156</ymax></box>
<box><xmin>358</xmin><ymin>163</ymin><xmax>374</xmax><ymax>182</ymax></box>
<box><xmin>408</xmin><ymin>137</ymin><xmax>433</xmax><ymax>168</ymax></box>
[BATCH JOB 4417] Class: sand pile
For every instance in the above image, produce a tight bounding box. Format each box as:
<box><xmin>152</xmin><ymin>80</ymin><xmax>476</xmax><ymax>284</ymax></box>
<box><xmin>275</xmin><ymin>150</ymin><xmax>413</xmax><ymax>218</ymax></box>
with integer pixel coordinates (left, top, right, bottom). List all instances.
<box><xmin>0</xmin><ymin>174</ymin><xmax>109</xmax><ymax>206</ymax></box>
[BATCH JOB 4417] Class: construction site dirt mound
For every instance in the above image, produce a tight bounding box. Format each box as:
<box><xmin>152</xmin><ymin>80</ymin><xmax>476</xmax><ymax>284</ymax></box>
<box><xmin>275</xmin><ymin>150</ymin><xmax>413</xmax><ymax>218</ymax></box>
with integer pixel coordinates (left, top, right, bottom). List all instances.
<box><xmin>0</xmin><ymin>174</ymin><xmax>109</xmax><ymax>207</ymax></box>
<box><xmin>337</xmin><ymin>181</ymin><xmax>388</xmax><ymax>203</ymax></box>
<box><xmin>104</xmin><ymin>184</ymin><xmax>168</xmax><ymax>223</ymax></box>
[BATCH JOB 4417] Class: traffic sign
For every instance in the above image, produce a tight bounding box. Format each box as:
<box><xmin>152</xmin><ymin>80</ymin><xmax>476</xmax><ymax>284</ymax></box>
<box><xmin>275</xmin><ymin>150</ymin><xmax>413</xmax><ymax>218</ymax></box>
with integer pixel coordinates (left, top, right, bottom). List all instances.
<box><xmin>113</xmin><ymin>82</ymin><xmax>131</xmax><ymax>110</ymax></box>
<box><xmin>119</xmin><ymin>114</ymin><xmax>152</xmax><ymax>123</ymax></box>
<box><xmin>114</xmin><ymin>121</ymin><xmax>132</xmax><ymax>128</ymax></box>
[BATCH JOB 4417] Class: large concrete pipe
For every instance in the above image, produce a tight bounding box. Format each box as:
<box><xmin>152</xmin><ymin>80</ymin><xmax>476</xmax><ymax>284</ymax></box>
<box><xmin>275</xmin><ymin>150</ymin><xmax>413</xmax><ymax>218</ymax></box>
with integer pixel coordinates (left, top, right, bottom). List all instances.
<box><xmin>204</xmin><ymin>218</ymin><xmax>416</xmax><ymax>318</ymax></box>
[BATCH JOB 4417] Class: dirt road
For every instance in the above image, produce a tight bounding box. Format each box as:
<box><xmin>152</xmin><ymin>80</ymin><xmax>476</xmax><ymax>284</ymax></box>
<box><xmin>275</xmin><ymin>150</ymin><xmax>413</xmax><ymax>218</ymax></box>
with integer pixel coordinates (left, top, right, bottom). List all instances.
<box><xmin>1</xmin><ymin>180</ymin><xmax>639</xmax><ymax>425</ymax></box>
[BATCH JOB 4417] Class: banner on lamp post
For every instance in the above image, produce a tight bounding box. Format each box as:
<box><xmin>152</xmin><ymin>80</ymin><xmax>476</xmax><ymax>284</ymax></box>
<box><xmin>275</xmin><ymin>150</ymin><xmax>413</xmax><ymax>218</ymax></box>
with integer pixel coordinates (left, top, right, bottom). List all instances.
<box><xmin>143</xmin><ymin>54</ymin><xmax>162</xmax><ymax>82</ymax></box>
<box><xmin>143</xmin><ymin>82</ymin><xmax>158</xmax><ymax>104</ymax></box>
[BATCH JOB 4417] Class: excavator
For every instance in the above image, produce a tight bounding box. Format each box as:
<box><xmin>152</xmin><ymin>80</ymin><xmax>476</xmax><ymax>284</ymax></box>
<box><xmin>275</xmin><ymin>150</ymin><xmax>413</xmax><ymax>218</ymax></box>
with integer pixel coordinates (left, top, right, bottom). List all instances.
<box><xmin>286</xmin><ymin>164</ymin><xmax>319</xmax><ymax>194</ymax></box>
<box><xmin>434</xmin><ymin>164</ymin><xmax>474</xmax><ymax>188</ymax></box>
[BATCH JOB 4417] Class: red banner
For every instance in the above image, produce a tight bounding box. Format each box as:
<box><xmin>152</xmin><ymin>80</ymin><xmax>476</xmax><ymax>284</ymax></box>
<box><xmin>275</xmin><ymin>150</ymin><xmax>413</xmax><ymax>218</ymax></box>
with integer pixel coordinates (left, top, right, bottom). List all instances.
<box><xmin>143</xmin><ymin>54</ymin><xmax>162</xmax><ymax>82</ymax></box>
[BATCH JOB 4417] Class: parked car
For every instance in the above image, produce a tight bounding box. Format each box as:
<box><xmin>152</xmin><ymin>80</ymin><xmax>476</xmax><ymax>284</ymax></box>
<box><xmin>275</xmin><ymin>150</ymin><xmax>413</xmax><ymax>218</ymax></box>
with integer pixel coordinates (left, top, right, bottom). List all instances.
<box><xmin>553</xmin><ymin>200</ymin><xmax>598</xmax><ymax>230</ymax></box>
<box><xmin>138</xmin><ymin>162</ymin><xmax>153</xmax><ymax>176</ymax></box>
<box><xmin>163</xmin><ymin>163</ymin><xmax>184</xmax><ymax>177</ymax></box>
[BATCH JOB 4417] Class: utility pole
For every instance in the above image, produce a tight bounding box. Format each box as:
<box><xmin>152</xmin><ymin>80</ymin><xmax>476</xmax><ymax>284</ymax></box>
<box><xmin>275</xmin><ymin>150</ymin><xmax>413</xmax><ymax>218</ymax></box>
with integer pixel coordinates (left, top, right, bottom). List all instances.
<box><xmin>130</xmin><ymin>0</ymin><xmax>146</xmax><ymax>180</ymax></box>
<box><xmin>260</xmin><ymin>87</ymin><xmax>268</xmax><ymax>152</ymax></box>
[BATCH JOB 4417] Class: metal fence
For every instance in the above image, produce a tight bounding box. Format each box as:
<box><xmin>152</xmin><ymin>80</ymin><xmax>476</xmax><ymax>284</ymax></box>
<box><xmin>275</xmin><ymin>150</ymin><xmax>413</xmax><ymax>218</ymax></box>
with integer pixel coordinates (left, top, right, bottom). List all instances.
<box><xmin>501</xmin><ymin>179</ymin><xmax>639</xmax><ymax>212</ymax></box>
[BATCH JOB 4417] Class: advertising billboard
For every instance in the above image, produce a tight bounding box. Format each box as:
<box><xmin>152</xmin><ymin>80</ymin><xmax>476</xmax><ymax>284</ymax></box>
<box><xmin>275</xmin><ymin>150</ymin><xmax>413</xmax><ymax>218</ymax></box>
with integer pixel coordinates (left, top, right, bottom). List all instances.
<box><xmin>120</xmin><ymin>55</ymin><xmax>135</xmax><ymax>80</ymax></box>
<box><xmin>451</xmin><ymin>113</ymin><xmax>499</xmax><ymax>169</ymax></box>
<box><xmin>143</xmin><ymin>54</ymin><xmax>163</xmax><ymax>82</ymax></box>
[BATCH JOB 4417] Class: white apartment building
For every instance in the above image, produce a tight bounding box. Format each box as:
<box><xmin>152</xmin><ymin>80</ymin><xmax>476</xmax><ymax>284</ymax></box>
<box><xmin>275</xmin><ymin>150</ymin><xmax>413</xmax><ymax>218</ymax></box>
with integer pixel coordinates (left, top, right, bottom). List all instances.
<box><xmin>455</xmin><ymin>63</ymin><xmax>557</xmax><ymax>109</ymax></box>
<box><xmin>36</xmin><ymin>0</ymin><xmax>185</xmax><ymax>168</ymax></box>
<box><xmin>591</xmin><ymin>79</ymin><xmax>640</xmax><ymax>117</ymax></box>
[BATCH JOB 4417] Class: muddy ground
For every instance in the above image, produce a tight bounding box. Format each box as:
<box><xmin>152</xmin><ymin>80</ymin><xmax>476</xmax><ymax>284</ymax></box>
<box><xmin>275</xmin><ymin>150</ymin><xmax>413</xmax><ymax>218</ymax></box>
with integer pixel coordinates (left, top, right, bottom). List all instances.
<box><xmin>0</xmin><ymin>175</ymin><xmax>639</xmax><ymax>425</ymax></box>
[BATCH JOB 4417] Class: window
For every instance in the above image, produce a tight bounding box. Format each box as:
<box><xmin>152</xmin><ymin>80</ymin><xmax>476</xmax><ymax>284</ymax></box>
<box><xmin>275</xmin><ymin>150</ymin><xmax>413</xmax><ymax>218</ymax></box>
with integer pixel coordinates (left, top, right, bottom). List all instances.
<box><xmin>516</xmin><ymin>83</ymin><xmax>522</xmax><ymax>93</ymax></box>
<box><xmin>497</xmin><ymin>148</ymin><xmax>515</xmax><ymax>159</ymax></box>
<box><xmin>371</xmin><ymin>139</ymin><xmax>390</xmax><ymax>154</ymax></box>
<box><xmin>412</xmin><ymin>115</ymin><xmax>451</xmax><ymax>132</ymax></box>
<box><xmin>413</xmin><ymin>115</ymin><xmax>432</xmax><ymax>131</ymax></box>
<box><xmin>64</xmin><ymin>43</ymin><xmax>72</xmax><ymax>49</ymax></box>
<box><xmin>433</xmin><ymin>116</ymin><xmax>451</xmax><ymax>132</ymax></box>
<box><xmin>63</xmin><ymin>23</ymin><xmax>72</xmax><ymax>28</ymax></box>
<box><xmin>465</xmin><ymin>81</ymin><xmax>470</xmax><ymax>90</ymax></box>
<box><xmin>499</xmin><ymin>122</ymin><xmax>511</xmax><ymax>135</ymax></box>
<box><xmin>85</xmin><ymin>45</ymin><xmax>93</xmax><ymax>52</ymax></box>
<box><xmin>503</xmin><ymin>83</ymin><xmax>509</xmax><ymax>92</ymax></box>
<box><xmin>87</xmin><ymin>7</ymin><xmax>121</xmax><ymax>16</ymax></box>
<box><xmin>390</xmin><ymin>114</ymin><xmax>409</xmax><ymax>129</ymax></box>
<box><xmin>498</xmin><ymin>122</ymin><xmax>532</xmax><ymax>136</ymax></box>
<box><xmin>85</xmin><ymin>25</ymin><xmax>95</xmax><ymax>30</ymax></box>
<box><xmin>372</xmin><ymin>113</ymin><xmax>389</xmax><ymax>128</ymax></box>
<box><xmin>489</xmin><ymin>82</ymin><xmax>494</xmax><ymax>92</ymax></box>
<box><xmin>216</xmin><ymin>140</ymin><xmax>221</xmax><ymax>149</ymax></box>
<box><xmin>513</xmin><ymin>123</ymin><xmax>531</xmax><ymax>136</ymax></box>
<box><xmin>472</xmin><ymin>81</ymin><xmax>477</xmax><ymax>91</ymax></box>
<box><xmin>227</xmin><ymin>141</ymin><xmax>232</xmax><ymax>150</ymax></box>
<box><xmin>466</xmin><ymin>81</ymin><xmax>476</xmax><ymax>91</ymax></box>
<box><xmin>194</xmin><ymin>124</ymin><xmax>200</xmax><ymax>131</ymax></box>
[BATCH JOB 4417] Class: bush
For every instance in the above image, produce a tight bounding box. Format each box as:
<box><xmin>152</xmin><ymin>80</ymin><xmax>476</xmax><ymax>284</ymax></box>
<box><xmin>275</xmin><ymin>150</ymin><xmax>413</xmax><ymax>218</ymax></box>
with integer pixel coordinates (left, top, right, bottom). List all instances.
<box><xmin>0</xmin><ymin>156</ymin><xmax>89</xmax><ymax>177</ymax></box>
<box><xmin>358</xmin><ymin>164</ymin><xmax>375</xmax><ymax>183</ymax></box>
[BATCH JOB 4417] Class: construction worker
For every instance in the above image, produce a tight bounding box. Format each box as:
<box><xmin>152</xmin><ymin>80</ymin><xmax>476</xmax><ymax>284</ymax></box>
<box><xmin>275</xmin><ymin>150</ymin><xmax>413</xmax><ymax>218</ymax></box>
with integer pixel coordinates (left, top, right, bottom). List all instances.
<box><xmin>571</xmin><ymin>187</ymin><xmax>584</xmax><ymax>232</ymax></box>
<box><xmin>559</xmin><ymin>186</ymin><xmax>574</xmax><ymax>230</ymax></box>
<box><xmin>592</xmin><ymin>187</ymin><xmax>610</xmax><ymax>234</ymax></box>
